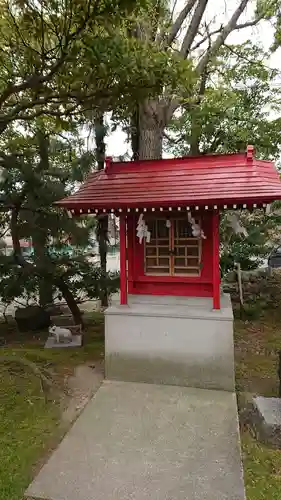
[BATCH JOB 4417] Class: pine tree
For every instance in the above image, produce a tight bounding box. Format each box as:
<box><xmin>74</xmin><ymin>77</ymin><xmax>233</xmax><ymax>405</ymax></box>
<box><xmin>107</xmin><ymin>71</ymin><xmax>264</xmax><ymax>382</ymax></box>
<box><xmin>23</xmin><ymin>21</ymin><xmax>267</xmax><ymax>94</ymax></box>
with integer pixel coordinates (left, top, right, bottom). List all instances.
<box><xmin>0</xmin><ymin>120</ymin><xmax>119</xmax><ymax>323</ymax></box>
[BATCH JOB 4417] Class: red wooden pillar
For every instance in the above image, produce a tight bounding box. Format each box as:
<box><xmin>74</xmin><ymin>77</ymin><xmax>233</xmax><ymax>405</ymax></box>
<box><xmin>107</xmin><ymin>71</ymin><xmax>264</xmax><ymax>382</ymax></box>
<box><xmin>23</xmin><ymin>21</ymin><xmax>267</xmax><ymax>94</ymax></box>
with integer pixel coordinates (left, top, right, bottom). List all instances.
<box><xmin>212</xmin><ymin>210</ymin><xmax>220</xmax><ymax>310</ymax></box>
<box><xmin>127</xmin><ymin>216</ymin><xmax>134</xmax><ymax>283</ymax></box>
<box><xmin>119</xmin><ymin>214</ymin><xmax>128</xmax><ymax>305</ymax></box>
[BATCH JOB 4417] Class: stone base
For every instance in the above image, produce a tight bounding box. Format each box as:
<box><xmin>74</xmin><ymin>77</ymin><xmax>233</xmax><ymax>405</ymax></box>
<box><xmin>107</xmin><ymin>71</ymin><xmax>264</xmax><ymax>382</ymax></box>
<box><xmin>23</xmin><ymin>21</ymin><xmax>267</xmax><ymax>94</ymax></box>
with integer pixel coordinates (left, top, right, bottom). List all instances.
<box><xmin>251</xmin><ymin>396</ymin><xmax>281</xmax><ymax>448</ymax></box>
<box><xmin>105</xmin><ymin>294</ymin><xmax>234</xmax><ymax>392</ymax></box>
<box><xmin>44</xmin><ymin>335</ymin><xmax>82</xmax><ymax>349</ymax></box>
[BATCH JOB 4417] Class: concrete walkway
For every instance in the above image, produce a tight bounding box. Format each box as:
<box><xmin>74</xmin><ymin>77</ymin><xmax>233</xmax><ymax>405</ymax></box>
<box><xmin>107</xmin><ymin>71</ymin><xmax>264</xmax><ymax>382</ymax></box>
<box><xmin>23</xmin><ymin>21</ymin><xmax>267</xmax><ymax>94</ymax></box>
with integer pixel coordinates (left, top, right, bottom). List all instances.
<box><xmin>26</xmin><ymin>381</ymin><xmax>245</xmax><ymax>500</ymax></box>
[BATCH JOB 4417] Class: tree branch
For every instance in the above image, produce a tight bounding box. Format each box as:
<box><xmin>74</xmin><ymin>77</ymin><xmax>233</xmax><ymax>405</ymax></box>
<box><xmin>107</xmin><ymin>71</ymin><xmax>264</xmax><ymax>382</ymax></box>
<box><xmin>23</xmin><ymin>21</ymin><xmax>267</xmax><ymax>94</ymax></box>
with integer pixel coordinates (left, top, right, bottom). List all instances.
<box><xmin>0</xmin><ymin>0</ymin><xmax>93</xmax><ymax>108</ymax></box>
<box><xmin>170</xmin><ymin>0</ymin><xmax>178</xmax><ymax>21</ymax></box>
<box><xmin>191</xmin><ymin>26</ymin><xmax>223</xmax><ymax>51</ymax></box>
<box><xmin>6</xmin><ymin>2</ymin><xmax>42</xmax><ymax>59</ymax></box>
<box><xmin>235</xmin><ymin>15</ymin><xmax>264</xmax><ymax>30</ymax></box>
<box><xmin>196</xmin><ymin>0</ymin><xmax>251</xmax><ymax>75</ymax></box>
<box><xmin>180</xmin><ymin>0</ymin><xmax>208</xmax><ymax>56</ymax></box>
<box><xmin>0</xmin><ymin>87</ymin><xmax>112</xmax><ymax>133</ymax></box>
<box><xmin>163</xmin><ymin>130</ymin><xmax>186</xmax><ymax>144</ymax></box>
<box><xmin>158</xmin><ymin>0</ymin><xmax>197</xmax><ymax>47</ymax></box>
<box><xmin>164</xmin><ymin>1</ymin><xmax>265</xmax><ymax>126</ymax></box>
<box><xmin>223</xmin><ymin>42</ymin><xmax>263</xmax><ymax>66</ymax></box>
<box><xmin>0</xmin><ymin>227</ymin><xmax>10</xmax><ymax>240</ymax></box>
<box><xmin>184</xmin><ymin>12</ymin><xmax>261</xmax><ymax>55</ymax></box>
<box><xmin>0</xmin><ymin>106</ymin><xmax>78</xmax><ymax>134</ymax></box>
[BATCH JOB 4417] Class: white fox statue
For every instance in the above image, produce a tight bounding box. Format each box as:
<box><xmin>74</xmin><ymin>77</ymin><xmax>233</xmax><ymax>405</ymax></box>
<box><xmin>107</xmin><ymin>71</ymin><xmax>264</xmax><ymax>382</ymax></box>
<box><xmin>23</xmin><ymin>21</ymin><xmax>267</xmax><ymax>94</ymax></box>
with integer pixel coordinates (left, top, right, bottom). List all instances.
<box><xmin>49</xmin><ymin>325</ymin><xmax>72</xmax><ymax>343</ymax></box>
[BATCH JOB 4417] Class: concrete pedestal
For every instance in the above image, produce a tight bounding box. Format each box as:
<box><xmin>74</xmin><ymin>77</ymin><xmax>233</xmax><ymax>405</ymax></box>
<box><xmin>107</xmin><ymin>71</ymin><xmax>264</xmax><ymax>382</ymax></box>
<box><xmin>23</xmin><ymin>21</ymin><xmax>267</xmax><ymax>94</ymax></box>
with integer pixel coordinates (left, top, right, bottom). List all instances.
<box><xmin>105</xmin><ymin>294</ymin><xmax>234</xmax><ymax>392</ymax></box>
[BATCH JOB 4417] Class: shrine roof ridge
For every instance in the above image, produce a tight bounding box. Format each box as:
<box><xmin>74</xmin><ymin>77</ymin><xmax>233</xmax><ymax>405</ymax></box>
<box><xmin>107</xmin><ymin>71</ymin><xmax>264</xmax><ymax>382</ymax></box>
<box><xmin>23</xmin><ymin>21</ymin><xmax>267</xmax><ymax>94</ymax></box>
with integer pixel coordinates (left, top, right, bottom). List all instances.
<box><xmin>56</xmin><ymin>146</ymin><xmax>281</xmax><ymax>210</ymax></box>
<box><xmin>104</xmin><ymin>146</ymin><xmax>271</xmax><ymax>173</ymax></box>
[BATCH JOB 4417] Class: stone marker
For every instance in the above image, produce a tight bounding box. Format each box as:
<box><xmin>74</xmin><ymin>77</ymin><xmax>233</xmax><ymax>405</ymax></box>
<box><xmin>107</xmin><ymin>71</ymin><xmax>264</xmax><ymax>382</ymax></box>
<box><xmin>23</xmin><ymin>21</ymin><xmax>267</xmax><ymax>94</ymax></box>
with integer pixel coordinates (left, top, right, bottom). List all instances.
<box><xmin>252</xmin><ymin>396</ymin><xmax>281</xmax><ymax>448</ymax></box>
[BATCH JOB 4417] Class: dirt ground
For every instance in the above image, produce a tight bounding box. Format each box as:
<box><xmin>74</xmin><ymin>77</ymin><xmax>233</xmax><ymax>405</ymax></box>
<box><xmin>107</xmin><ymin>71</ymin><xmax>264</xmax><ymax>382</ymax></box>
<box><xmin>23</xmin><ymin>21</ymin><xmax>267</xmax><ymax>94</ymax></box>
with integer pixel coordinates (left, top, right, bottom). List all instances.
<box><xmin>62</xmin><ymin>361</ymin><xmax>104</xmax><ymax>423</ymax></box>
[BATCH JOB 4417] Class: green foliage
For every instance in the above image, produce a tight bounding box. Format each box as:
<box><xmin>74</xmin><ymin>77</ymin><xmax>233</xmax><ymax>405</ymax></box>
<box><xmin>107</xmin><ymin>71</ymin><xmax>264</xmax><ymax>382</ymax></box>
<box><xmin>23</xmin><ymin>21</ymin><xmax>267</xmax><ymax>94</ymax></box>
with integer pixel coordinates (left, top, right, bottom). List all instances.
<box><xmin>0</xmin><ymin>0</ymin><xmax>182</xmax><ymax>133</ymax></box>
<box><xmin>62</xmin><ymin>256</ymin><xmax>120</xmax><ymax>303</ymax></box>
<box><xmin>0</xmin><ymin>251</ymin><xmax>120</xmax><ymax>308</ymax></box>
<box><xmin>220</xmin><ymin>208</ymin><xmax>281</xmax><ymax>275</ymax></box>
<box><xmin>166</xmin><ymin>42</ymin><xmax>281</xmax><ymax>159</ymax></box>
<box><xmin>262</xmin><ymin>0</ymin><xmax>281</xmax><ymax>50</ymax></box>
<box><xmin>0</xmin><ymin>119</ymin><xmax>120</xmax><ymax>310</ymax></box>
<box><xmin>0</xmin><ymin>256</ymin><xmax>39</xmax><ymax>306</ymax></box>
<box><xmin>164</xmin><ymin>39</ymin><xmax>281</xmax><ymax>274</ymax></box>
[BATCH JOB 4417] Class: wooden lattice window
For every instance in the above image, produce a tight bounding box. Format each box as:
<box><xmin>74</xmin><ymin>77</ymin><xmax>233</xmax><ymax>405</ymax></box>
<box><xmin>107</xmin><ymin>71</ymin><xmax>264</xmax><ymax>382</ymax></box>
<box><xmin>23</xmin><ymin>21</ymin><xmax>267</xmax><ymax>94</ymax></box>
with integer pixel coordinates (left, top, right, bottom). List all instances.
<box><xmin>144</xmin><ymin>217</ymin><xmax>201</xmax><ymax>276</ymax></box>
<box><xmin>145</xmin><ymin>219</ymin><xmax>170</xmax><ymax>275</ymax></box>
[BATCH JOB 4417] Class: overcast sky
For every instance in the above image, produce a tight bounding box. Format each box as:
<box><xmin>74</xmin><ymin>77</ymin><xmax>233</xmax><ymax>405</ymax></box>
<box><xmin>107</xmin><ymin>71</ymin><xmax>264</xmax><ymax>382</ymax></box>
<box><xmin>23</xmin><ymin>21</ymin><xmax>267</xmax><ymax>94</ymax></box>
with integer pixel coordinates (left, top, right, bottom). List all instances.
<box><xmin>104</xmin><ymin>0</ymin><xmax>281</xmax><ymax>159</ymax></box>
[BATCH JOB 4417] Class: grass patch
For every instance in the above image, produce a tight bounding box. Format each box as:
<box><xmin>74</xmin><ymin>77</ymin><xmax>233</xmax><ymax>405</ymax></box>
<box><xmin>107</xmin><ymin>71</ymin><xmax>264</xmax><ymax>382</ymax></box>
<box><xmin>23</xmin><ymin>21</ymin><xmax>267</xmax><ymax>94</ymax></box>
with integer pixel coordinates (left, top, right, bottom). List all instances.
<box><xmin>234</xmin><ymin>314</ymin><xmax>281</xmax><ymax>396</ymax></box>
<box><xmin>235</xmin><ymin>312</ymin><xmax>281</xmax><ymax>499</ymax></box>
<box><xmin>0</xmin><ymin>368</ymin><xmax>60</xmax><ymax>500</ymax></box>
<box><xmin>242</xmin><ymin>431</ymin><xmax>281</xmax><ymax>500</ymax></box>
<box><xmin>0</xmin><ymin>311</ymin><xmax>104</xmax><ymax>500</ymax></box>
<box><xmin>2</xmin><ymin>305</ymin><xmax>281</xmax><ymax>499</ymax></box>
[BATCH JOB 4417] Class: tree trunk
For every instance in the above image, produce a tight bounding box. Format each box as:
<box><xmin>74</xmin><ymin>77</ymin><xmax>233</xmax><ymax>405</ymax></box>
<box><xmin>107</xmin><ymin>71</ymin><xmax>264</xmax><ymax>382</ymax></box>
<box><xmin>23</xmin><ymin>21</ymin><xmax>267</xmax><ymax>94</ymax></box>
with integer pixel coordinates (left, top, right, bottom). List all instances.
<box><xmin>189</xmin><ymin>110</ymin><xmax>201</xmax><ymax>156</ymax></box>
<box><xmin>39</xmin><ymin>281</ymin><xmax>53</xmax><ymax>308</ymax></box>
<box><xmin>131</xmin><ymin>105</ymin><xmax>140</xmax><ymax>161</ymax></box>
<box><xmin>95</xmin><ymin>112</ymin><xmax>108</xmax><ymax>307</ymax></box>
<box><xmin>33</xmin><ymin>129</ymin><xmax>53</xmax><ymax>307</ymax></box>
<box><xmin>138</xmin><ymin>125</ymin><xmax>164</xmax><ymax>160</ymax></box>
<box><xmin>138</xmin><ymin>101</ymin><xmax>165</xmax><ymax>160</ymax></box>
<box><xmin>33</xmin><ymin>234</ymin><xmax>53</xmax><ymax>307</ymax></box>
<box><xmin>55</xmin><ymin>277</ymin><xmax>83</xmax><ymax>325</ymax></box>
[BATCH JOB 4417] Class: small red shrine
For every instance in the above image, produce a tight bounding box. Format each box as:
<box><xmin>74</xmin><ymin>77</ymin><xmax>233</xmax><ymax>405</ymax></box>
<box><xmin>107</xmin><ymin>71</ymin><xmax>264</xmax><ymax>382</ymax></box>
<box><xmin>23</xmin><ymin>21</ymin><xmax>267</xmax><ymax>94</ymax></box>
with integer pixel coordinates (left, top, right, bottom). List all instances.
<box><xmin>58</xmin><ymin>146</ymin><xmax>281</xmax><ymax>391</ymax></box>
<box><xmin>58</xmin><ymin>145</ymin><xmax>281</xmax><ymax>309</ymax></box>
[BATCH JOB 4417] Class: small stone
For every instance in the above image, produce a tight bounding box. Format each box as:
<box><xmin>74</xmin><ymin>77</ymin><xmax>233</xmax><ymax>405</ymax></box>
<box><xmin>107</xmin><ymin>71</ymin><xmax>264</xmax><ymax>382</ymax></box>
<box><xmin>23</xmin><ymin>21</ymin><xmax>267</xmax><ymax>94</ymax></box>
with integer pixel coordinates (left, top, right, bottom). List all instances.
<box><xmin>251</xmin><ymin>396</ymin><xmax>281</xmax><ymax>448</ymax></box>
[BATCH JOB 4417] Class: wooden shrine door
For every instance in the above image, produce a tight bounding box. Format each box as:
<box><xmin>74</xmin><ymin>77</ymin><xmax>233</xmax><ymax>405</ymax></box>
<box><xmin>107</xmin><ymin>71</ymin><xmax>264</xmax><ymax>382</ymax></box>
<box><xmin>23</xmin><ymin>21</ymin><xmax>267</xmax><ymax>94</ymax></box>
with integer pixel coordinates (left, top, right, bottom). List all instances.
<box><xmin>144</xmin><ymin>217</ymin><xmax>201</xmax><ymax>277</ymax></box>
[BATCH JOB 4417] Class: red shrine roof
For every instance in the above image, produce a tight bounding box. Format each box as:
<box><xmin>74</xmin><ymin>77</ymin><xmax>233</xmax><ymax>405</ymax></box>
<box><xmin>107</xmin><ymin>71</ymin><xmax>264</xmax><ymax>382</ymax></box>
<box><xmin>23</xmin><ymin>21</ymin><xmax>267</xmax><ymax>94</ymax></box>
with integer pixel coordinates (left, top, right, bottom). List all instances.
<box><xmin>57</xmin><ymin>146</ymin><xmax>281</xmax><ymax>213</ymax></box>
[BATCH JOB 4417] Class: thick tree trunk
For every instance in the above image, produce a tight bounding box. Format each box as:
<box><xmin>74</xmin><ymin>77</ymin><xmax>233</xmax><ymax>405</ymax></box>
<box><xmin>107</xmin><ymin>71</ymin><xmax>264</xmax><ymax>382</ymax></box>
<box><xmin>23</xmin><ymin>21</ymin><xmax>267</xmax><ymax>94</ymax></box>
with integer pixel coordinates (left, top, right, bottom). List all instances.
<box><xmin>138</xmin><ymin>126</ymin><xmax>164</xmax><ymax>160</ymax></box>
<box><xmin>138</xmin><ymin>101</ymin><xmax>165</xmax><ymax>160</ymax></box>
<box><xmin>95</xmin><ymin>113</ymin><xmax>108</xmax><ymax>307</ymax></box>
